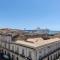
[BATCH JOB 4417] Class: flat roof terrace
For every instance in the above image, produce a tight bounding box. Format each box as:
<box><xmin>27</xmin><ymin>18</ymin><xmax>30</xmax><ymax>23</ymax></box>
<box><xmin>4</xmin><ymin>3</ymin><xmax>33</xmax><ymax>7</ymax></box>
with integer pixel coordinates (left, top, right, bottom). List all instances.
<box><xmin>14</xmin><ymin>38</ymin><xmax>60</xmax><ymax>48</ymax></box>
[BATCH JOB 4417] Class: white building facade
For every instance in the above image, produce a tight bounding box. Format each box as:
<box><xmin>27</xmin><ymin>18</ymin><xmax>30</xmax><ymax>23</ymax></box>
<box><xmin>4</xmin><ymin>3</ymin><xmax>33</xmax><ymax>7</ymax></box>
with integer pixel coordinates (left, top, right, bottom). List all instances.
<box><xmin>0</xmin><ymin>34</ymin><xmax>60</xmax><ymax>60</ymax></box>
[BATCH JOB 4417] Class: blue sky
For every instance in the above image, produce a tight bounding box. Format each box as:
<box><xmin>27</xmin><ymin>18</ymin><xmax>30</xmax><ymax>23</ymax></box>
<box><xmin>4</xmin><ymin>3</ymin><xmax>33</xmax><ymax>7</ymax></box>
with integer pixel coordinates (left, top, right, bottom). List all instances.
<box><xmin>0</xmin><ymin>0</ymin><xmax>60</xmax><ymax>30</ymax></box>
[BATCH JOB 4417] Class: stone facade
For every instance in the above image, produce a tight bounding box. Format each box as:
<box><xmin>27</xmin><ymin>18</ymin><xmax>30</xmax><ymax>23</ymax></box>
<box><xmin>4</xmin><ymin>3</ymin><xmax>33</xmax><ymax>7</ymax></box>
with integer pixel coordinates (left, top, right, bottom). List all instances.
<box><xmin>0</xmin><ymin>34</ymin><xmax>60</xmax><ymax>60</ymax></box>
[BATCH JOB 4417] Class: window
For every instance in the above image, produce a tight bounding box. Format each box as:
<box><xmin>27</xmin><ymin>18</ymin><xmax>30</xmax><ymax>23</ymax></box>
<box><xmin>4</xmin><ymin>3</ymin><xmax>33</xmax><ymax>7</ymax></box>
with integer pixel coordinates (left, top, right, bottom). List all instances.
<box><xmin>5</xmin><ymin>51</ymin><xmax>6</xmax><ymax>54</ymax></box>
<box><xmin>5</xmin><ymin>43</ymin><xmax>6</xmax><ymax>48</ymax></box>
<box><xmin>15</xmin><ymin>46</ymin><xmax>19</xmax><ymax>54</ymax></box>
<box><xmin>47</xmin><ymin>46</ymin><xmax>50</xmax><ymax>48</ymax></box>
<box><xmin>7</xmin><ymin>52</ymin><xmax>10</xmax><ymax>58</ymax></box>
<box><xmin>16</xmin><ymin>57</ymin><xmax>19</xmax><ymax>60</ymax></box>
<box><xmin>47</xmin><ymin>56</ymin><xmax>49</xmax><ymax>60</ymax></box>
<box><xmin>39</xmin><ymin>56</ymin><xmax>41</xmax><ymax>60</ymax></box>
<box><xmin>16</xmin><ymin>46</ymin><xmax>19</xmax><ymax>53</ymax></box>
<box><xmin>12</xmin><ymin>45</ymin><xmax>14</xmax><ymax>51</ymax></box>
<box><xmin>28</xmin><ymin>51</ymin><xmax>32</xmax><ymax>60</ymax></box>
<box><xmin>22</xmin><ymin>49</ymin><xmax>24</xmax><ymax>55</ymax></box>
<box><xmin>29</xmin><ymin>51</ymin><xmax>31</xmax><ymax>57</ymax></box>
<box><xmin>12</xmin><ymin>55</ymin><xmax>14</xmax><ymax>60</ymax></box>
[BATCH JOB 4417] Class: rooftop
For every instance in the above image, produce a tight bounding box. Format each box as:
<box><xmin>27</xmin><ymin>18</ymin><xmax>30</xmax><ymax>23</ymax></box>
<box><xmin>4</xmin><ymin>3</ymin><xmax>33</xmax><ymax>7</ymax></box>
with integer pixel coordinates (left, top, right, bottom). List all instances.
<box><xmin>0</xmin><ymin>28</ymin><xmax>60</xmax><ymax>49</ymax></box>
<box><xmin>14</xmin><ymin>38</ymin><xmax>60</xmax><ymax>48</ymax></box>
